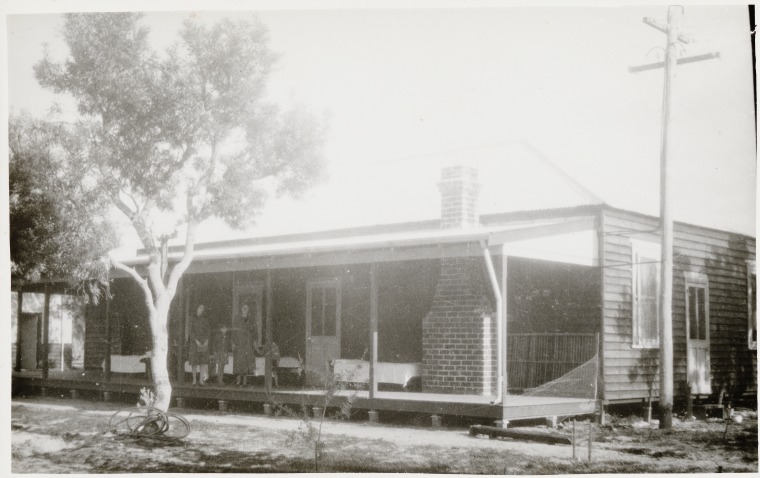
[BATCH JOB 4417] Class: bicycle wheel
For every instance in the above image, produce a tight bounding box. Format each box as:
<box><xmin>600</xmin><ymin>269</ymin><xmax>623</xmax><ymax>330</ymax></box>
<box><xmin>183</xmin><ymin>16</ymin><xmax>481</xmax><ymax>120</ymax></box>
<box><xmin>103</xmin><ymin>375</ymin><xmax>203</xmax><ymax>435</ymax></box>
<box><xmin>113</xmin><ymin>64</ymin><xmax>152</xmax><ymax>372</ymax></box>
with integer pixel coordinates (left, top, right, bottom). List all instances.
<box><xmin>135</xmin><ymin>407</ymin><xmax>173</xmax><ymax>435</ymax></box>
<box><xmin>162</xmin><ymin>412</ymin><xmax>191</xmax><ymax>439</ymax></box>
<box><xmin>109</xmin><ymin>407</ymin><xmax>165</xmax><ymax>435</ymax></box>
<box><xmin>109</xmin><ymin>407</ymin><xmax>143</xmax><ymax>433</ymax></box>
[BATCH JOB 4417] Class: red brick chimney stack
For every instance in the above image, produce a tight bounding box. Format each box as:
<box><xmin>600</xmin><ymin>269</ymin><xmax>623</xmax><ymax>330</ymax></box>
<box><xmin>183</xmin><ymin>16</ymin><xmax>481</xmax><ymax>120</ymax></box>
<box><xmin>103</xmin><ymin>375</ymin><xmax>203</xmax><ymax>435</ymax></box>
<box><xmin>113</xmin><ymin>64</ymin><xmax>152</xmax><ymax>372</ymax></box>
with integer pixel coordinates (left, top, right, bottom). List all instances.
<box><xmin>438</xmin><ymin>165</ymin><xmax>480</xmax><ymax>229</ymax></box>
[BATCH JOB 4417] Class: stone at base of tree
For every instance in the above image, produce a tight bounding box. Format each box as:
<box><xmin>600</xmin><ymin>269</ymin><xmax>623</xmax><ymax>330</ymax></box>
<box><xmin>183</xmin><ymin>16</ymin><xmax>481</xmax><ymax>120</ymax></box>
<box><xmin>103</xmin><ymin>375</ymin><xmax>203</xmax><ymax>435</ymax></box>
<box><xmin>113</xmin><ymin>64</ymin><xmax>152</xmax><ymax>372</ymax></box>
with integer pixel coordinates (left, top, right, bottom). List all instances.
<box><xmin>431</xmin><ymin>414</ymin><xmax>442</xmax><ymax>428</ymax></box>
<box><xmin>103</xmin><ymin>391</ymin><xmax>111</xmax><ymax>402</ymax></box>
<box><xmin>312</xmin><ymin>406</ymin><xmax>323</xmax><ymax>419</ymax></box>
<box><xmin>176</xmin><ymin>397</ymin><xmax>186</xmax><ymax>408</ymax></box>
<box><xmin>218</xmin><ymin>400</ymin><xmax>228</xmax><ymax>412</ymax></box>
<box><xmin>263</xmin><ymin>403</ymin><xmax>273</xmax><ymax>416</ymax></box>
<box><xmin>368</xmin><ymin>410</ymin><xmax>379</xmax><ymax>423</ymax></box>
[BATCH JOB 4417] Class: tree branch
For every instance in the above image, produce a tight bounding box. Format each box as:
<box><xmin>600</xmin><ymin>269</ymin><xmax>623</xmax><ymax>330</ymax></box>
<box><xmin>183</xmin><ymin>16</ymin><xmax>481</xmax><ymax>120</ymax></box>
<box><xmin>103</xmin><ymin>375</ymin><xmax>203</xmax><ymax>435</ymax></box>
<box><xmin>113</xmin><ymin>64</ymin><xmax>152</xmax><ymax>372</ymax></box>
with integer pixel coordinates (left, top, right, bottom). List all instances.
<box><xmin>109</xmin><ymin>253</ymin><xmax>155</xmax><ymax>313</ymax></box>
<box><xmin>131</xmin><ymin>212</ymin><xmax>157</xmax><ymax>254</ymax></box>
<box><xmin>114</xmin><ymin>198</ymin><xmax>164</xmax><ymax>297</ymax></box>
<box><xmin>165</xmin><ymin>220</ymin><xmax>197</xmax><ymax>297</ymax></box>
<box><xmin>146</xmin><ymin>260</ymin><xmax>166</xmax><ymax>299</ymax></box>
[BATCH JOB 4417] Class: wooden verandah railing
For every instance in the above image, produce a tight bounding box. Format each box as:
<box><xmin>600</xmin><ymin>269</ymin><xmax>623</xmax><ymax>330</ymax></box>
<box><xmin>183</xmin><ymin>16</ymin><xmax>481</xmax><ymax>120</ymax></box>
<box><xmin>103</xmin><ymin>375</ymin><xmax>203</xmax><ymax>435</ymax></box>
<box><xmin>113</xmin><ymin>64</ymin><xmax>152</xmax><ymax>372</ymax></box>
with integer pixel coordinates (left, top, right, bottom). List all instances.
<box><xmin>507</xmin><ymin>333</ymin><xmax>599</xmax><ymax>394</ymax></box>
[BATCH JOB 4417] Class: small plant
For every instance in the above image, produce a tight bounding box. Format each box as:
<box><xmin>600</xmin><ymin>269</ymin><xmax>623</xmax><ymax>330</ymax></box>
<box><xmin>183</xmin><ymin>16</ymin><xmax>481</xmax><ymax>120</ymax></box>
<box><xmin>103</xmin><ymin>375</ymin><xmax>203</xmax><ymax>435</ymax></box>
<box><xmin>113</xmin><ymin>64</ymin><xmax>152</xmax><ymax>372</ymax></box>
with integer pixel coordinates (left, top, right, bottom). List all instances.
<box><xmin>137</xmin><ymin>388</ymin><xmax>157</xmax><ymax>408</ymax></box>
<box><xmin>276</xmin><ymin>354</ymin><xmax>363</xmax><ymax>472</ymax></box>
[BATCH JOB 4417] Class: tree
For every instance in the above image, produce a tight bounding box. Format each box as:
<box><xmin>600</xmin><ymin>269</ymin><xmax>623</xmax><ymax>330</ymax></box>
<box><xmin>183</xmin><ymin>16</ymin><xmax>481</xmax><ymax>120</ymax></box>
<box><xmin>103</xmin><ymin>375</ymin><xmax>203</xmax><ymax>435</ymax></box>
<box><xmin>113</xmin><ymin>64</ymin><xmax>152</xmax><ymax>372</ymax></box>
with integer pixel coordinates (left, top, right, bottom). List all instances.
<box><xmin>9</xmin><ymin>113</ymin><xmax>117</xmax><ymax>287</ymax></box>
<box><xmin>34</xmin><ymin>12</ymin><xmax>326</xmax><ymax>411</ymax></box>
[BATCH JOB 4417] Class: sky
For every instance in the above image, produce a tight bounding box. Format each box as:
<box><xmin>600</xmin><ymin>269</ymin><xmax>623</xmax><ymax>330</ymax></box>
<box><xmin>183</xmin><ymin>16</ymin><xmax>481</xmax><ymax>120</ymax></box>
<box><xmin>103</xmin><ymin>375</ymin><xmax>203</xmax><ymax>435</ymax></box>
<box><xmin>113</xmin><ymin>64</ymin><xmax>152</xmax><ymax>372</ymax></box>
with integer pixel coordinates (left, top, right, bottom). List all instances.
<box><xmin>2</xmin><ymin>1</ymin><xmax>757</xmax><ymax>255</ymax></box>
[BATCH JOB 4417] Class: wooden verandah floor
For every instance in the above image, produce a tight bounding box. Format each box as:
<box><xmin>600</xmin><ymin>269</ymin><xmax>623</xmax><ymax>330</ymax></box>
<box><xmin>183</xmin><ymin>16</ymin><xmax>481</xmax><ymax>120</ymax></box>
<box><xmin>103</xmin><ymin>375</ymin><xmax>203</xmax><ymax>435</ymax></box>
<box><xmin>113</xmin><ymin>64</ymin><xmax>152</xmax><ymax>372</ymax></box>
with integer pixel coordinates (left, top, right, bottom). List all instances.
<box><xmin>12</xmin><ymin>370</ymin><xmax>599</xmax><ymax>422</ymax></box>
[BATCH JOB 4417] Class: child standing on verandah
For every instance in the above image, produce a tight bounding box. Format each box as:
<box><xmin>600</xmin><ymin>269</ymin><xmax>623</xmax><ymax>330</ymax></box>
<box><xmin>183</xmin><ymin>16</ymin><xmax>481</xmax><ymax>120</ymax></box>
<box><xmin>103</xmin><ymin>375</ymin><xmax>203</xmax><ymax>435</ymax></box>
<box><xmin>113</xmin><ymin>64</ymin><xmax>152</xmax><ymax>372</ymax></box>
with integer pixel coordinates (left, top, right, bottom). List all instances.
<box><xmin>187</xmin><ymin>303</ymin><xmax>210</xmax><ymax>386</ymax></box>
<box><xmin>210</xmin><ymin>324</ymin><xmax>232</xmax><ymax>384</ymax></box>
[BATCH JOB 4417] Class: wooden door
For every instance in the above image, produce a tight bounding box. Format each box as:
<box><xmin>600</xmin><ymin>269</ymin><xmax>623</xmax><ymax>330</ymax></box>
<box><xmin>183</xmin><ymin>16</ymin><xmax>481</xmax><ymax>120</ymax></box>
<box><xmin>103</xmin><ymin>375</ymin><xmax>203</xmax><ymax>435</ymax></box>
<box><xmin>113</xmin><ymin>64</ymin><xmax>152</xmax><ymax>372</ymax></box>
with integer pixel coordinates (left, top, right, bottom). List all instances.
<box><xmin>305</xmin><ymin>279</ymin><xmax>341</xmax><ymax>385</ymax></box>
<box><xmin>20</xmin><ymin>313</ymin><xmax>40</xmax><ymax>370</ymax></box>
<box><xmin>686</xmin><ymin>284</ymin><xmax>710</xmax><ymax>395</ymax></box>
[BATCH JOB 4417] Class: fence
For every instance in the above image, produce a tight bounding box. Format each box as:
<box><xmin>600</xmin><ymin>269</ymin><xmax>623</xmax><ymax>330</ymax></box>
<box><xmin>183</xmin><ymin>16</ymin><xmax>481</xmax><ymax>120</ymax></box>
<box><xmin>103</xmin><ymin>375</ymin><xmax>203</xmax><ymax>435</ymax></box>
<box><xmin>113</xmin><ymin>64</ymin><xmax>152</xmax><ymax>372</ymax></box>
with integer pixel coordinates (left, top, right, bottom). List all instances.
<box><xmin>507</xmin><ymin>333</ymin><xmax>599</xmax><ymax>398</ymax></box>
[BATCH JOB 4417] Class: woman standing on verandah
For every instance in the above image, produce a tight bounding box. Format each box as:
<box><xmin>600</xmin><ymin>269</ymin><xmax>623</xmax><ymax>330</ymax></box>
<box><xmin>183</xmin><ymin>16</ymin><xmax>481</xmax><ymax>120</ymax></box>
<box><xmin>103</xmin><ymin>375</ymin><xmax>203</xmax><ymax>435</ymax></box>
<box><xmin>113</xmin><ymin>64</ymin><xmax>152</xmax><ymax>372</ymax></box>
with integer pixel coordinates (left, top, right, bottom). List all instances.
<box><xmin>233</xmin><ymin>302</ymin><xmax>262</xmax><ymax>386</ymax></box>
<box><xmin>187</xmin><ymin>303</ymin><xmax>210</xmax><ymax>386</ymax></box>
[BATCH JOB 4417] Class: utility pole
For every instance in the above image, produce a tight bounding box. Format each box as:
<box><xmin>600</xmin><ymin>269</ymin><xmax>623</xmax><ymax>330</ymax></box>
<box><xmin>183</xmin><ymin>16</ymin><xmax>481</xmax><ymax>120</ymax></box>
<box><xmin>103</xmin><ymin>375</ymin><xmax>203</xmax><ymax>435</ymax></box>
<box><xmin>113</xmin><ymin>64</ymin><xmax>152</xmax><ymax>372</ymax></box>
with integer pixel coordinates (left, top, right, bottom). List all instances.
<box><xmin>630</xmin><ymin>6</ymin><xmax>719</xmax><ymax>430</ymax></box>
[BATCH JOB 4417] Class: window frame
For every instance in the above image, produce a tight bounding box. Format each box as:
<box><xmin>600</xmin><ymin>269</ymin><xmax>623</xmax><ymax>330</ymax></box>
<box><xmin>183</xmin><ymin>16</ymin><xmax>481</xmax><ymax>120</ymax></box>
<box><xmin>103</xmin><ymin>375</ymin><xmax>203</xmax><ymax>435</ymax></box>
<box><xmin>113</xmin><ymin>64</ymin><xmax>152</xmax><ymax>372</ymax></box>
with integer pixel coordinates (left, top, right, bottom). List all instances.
<box><xmin>631</xmin><ymin>239</ymin><xmax>661</xmax><ymax>349</ymax></box>
<box><xmin>306</xmin><ymin>278</ymin><xmax>342</xmax><ymax>339</ymax></box>
<box><xmin>748</xmin><ymin>261</ymin><xmax>756</xmax><ymax>351</ymax></box>
<box><xmin>684</xmin><ymin>271</ymin><xmax>710</xmax><ymax>344</ymax></box>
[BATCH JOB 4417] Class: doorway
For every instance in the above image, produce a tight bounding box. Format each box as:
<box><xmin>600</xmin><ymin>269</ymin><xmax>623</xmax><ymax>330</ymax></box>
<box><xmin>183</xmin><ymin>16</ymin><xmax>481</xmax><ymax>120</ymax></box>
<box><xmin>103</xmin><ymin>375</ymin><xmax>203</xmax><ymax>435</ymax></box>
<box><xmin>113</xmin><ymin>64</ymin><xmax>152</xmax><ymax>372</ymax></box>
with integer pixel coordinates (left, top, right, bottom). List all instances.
<box><xmin>686</xmin><ymin>280</ymin><xmax>711</xmax><ymax>395</ymax></box>
<box><xmin>305</xmin><ymin>278</ymin><xmax>341</xmax><ymax>385</ymax></box>
<box><xmin>19</xmin><ymin>313</ymin><xmax>41</xmax><ymax>370</ymax></box>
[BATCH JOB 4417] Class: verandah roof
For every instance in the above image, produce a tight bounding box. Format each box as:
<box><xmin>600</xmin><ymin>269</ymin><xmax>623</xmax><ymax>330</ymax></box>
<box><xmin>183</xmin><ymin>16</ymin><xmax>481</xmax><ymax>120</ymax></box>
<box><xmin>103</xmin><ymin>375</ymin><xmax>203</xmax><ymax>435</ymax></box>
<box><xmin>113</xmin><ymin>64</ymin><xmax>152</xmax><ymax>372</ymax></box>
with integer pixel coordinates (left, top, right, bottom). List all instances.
<box><xmin>120</xmin><ymin>215</ymin><xmax>598</xmax><ymax>270</ymax></box>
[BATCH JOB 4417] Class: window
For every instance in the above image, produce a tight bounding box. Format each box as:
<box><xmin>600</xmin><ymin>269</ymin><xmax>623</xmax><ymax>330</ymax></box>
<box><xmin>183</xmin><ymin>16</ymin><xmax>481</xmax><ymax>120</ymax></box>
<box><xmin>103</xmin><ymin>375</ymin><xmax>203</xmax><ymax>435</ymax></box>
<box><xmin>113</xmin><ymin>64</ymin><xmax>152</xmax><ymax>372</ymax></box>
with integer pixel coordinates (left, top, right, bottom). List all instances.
<box><xmin>748</xmin><ymin>261</ymin><xmax>756</xmax><ymax>350</ymax></box>
<box><xmin>685</xmin><ymin>271</ymin><xmax>709</xmax><ymax>343</ymax></box>
<box><xmin>308</xmin><ymin>280</ymin><xmax>341</xmax><ymax>337</ymax></box>
<box><xmin>688</xmin><ymin>287</ymin><xmax>707</xmax><ymax>340</ymax></box>
<box><xmin>631</xmin><ymin>240</ymin><xmax>660</xmax><ymax>348</ymax></box>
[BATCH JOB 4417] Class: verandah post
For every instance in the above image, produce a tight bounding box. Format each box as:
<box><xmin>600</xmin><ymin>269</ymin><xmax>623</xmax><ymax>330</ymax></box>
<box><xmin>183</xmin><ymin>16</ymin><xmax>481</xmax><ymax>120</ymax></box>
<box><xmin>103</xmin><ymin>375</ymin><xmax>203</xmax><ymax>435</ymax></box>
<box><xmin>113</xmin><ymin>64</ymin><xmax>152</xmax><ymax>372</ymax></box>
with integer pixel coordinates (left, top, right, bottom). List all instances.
<box><xmin>14</xmin><ymin>289</ymin><xmax>23</xmax><ymax>372</ymax></box>
<box><xmin>595</xmin><ymin>332</ymin><xmax>602</xmax><ymax>423</ymax></box>
<box><xmin>175</xmin><ymin>277</ymin><xmax>185</xmax><ymax>382</ymax></box>
<box><xmin>178</xmin><ymin>279</ymin><xmax>191</xmax><ymax>384</ymax></box>
<box><xmin>500</xmin><ymin>248</ymin><xmax>509</xmax><ymax>425</ymax></box>
<box><xmin>594</xmin><ymin>332</ymin><xmax>600</xmax><ymax>401</ymax></box>
<box><xmin>265</xmin><ymin>268</ymin><xmax>273</xmax><ymax>393</ymax></box>
<box><xmin>369</xmin><ymin>263</ymin><xmax>379</xmax><ymax>399</ymax></box>
<box><xmin>104</xmin><ymin>281</ymin><xmax>112</xmax><ymax>383</ymax></box>
<box><xmin>42</xmin><ymin>284</ymin><xmax>50</xmax><ymax>380</ymax></box>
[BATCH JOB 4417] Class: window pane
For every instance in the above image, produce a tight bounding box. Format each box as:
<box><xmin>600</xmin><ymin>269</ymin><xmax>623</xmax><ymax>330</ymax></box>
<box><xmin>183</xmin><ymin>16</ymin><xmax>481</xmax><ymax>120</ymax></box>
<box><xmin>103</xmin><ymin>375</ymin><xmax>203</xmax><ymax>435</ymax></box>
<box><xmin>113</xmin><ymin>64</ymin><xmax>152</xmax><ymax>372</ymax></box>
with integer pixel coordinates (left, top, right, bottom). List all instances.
<box><xmin>638</xmin><ymin>261</ymin><xmax>658</xmax><ymax>345</ymax></box>
<box><xmin>697</xmin><ymin>288</ymin><xmax>706</xmax><ymax>340</ymax></box>
<box><xmin>641</xmin><ymin>262</ymin><xmax>658</xmax><ymax>299</ymax></box>
<box><xmin>641</xmin><ymin>297</ymin><xmax>658</xmax><ymax>343</ymax></box>
<box><xmin>323</xmin><ymin>287</ymin><xmax>337</xmax><ymax>336</ymax></box>
<box><xmin>311</xmin><ymin>289</ymin><xmax>323</xmax><ymax>336</ymax></box>
<box><xmin>689</xmin><ymin>287</ymin><xmax>698</xmax><ymax>340</ymax></box>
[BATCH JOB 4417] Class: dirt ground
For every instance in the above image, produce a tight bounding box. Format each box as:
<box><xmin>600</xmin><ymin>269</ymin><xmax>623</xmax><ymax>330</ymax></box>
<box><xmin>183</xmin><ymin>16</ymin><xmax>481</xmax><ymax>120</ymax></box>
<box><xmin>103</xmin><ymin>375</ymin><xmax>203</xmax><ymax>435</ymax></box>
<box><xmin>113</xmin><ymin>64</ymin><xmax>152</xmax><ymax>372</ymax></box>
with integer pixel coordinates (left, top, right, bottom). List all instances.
<box><xmin>10</xmin><ymin>396</ymin><xmax>758</xmax><ymax>473</ymax></box>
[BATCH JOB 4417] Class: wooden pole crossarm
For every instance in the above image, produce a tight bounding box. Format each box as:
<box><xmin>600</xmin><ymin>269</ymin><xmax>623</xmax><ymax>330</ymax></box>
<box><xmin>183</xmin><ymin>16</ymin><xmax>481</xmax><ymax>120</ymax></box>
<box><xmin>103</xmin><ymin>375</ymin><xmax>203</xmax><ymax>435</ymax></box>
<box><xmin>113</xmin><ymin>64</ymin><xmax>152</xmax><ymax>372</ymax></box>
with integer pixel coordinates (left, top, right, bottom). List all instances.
<box><xmin>629</xmin><ymin>52</ymin><xmax>720</xmax><ymax>73</ymax></box>
<box><xmin>643</xmin><ymin>17</ymin><xmax>692</xmax><ymax>44</ymax></box>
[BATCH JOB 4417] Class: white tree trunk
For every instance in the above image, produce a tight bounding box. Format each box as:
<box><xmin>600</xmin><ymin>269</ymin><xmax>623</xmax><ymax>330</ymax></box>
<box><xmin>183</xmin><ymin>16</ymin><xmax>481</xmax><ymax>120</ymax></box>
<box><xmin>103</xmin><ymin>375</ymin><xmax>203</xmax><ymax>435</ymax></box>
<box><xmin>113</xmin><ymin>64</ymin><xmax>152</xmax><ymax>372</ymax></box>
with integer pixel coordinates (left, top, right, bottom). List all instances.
<box><xmin>148</xmin><ymin>299</ymin><xmax>173</xmax><ymax>412</ymax></box>
<box><xmin>109</xmin><ymin>256</ymin><xmax>175</xmax><ymax>412</ymax></box>
<box><xmin>110</xmin><ymin>222</ymin><xmax>195</xmax><ymax>414</ymax></box>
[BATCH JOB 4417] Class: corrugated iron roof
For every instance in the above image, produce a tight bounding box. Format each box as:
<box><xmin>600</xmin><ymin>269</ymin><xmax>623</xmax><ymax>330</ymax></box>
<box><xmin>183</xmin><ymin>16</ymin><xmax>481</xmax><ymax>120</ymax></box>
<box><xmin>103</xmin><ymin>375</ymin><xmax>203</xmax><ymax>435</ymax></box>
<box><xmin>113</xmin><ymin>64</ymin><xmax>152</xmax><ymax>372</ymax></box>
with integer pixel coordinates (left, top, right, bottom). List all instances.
<box><xmin>124</xmin><ymin>215</ymin><xmax>597</xmax><ymax>266</ymax></box>
<box><xmin>180</xmin><ymin>140</ymin><xmax>604</xmax><ymax>247</ymax></box>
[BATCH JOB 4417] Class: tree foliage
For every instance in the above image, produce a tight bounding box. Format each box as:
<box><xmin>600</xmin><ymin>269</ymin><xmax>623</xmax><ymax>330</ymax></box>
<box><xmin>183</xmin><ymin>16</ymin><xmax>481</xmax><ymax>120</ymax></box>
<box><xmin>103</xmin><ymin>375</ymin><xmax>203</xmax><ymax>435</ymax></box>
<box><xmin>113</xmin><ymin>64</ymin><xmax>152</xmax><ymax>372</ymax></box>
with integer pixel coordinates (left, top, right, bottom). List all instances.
<box><xmin>9</xmin><ymin>114</ymin><xmax>117</xmax><ymax>285</ymax></box>
<box><xmin>29</xmin><ymin>12</ymin><xmax>326</xmax><ymax>411</ymax></box>
<box><xmin>35</xmin><ymin>13</ymin><xmax>324</xmax><ymax>239</ymax></box>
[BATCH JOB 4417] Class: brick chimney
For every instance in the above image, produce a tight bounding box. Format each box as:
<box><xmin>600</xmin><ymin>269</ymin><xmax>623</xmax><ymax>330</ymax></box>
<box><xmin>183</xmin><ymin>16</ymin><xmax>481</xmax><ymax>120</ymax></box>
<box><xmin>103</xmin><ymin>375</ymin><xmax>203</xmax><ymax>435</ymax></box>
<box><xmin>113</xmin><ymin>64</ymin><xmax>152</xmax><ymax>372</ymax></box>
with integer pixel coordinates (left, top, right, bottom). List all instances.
<box><xmin>421</xmin><ymin>165</ymin><xmax>497</xmax><ymax>396</ymax></box>
<box><xmin>438</xmin><ymin>165</ymin><xmax>480</xmax><ymax>229</ymax></box>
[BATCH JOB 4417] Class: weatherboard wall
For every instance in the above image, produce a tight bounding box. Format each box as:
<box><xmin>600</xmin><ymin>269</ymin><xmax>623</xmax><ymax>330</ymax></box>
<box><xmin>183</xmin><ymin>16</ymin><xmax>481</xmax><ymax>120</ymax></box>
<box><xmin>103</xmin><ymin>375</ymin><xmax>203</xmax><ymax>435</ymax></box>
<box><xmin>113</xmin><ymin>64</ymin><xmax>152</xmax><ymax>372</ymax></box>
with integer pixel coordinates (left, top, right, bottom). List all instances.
<box><xmin>601</xmin><ymin>207</ymin><xmax>756</xmax><ymax>403</ymax></box>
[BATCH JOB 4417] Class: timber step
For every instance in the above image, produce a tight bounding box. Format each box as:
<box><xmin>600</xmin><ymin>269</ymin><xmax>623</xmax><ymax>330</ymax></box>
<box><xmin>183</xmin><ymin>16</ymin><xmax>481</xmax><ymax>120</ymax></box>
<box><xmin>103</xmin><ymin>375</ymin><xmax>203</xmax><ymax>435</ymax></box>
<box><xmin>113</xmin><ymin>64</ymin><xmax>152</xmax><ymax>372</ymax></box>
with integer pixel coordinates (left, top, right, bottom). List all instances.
<box><xmin>469</xmin><ymin>425</ymin><xmax>572</xmax><ymax>444</ymax></box>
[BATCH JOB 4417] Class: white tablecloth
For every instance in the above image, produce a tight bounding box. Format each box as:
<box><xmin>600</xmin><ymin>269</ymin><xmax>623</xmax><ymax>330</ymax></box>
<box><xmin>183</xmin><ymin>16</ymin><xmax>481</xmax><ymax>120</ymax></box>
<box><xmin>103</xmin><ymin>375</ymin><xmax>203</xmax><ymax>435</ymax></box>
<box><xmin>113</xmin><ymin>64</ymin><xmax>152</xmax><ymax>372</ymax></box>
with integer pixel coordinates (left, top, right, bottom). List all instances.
<box><xmin>184</xmin><ymin>356</ymin><xmax>264</xmax><ymax>375</ymax></box>
<box><xmin>332</xmin><ymin>359</ymin><xmax>420</xmax><ymax>387</ymax></box>
<box><xmin>103</xmin><ymin>354</ymin><xmax>149</xmax><ymax>374</ymax></box>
